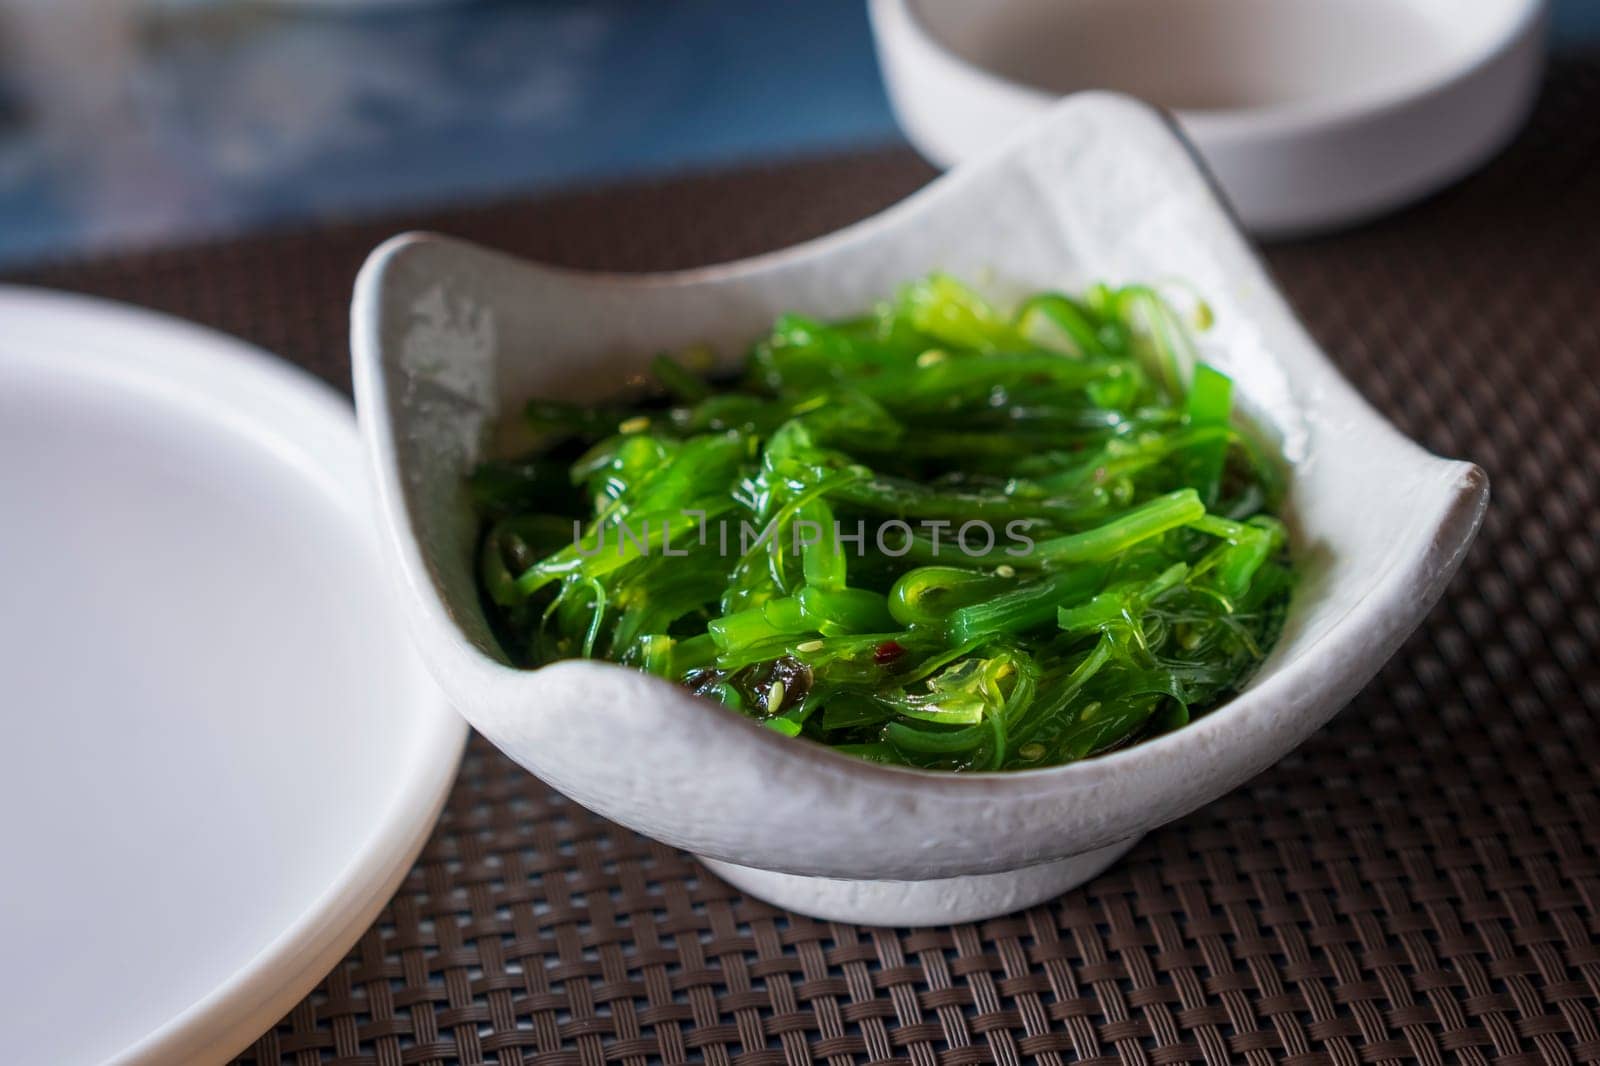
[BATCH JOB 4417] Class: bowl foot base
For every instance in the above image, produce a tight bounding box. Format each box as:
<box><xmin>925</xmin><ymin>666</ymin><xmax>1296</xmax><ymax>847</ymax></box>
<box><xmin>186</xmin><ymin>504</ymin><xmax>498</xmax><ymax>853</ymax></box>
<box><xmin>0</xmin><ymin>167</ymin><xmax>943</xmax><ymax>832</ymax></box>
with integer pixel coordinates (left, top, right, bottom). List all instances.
<box><xmin>699</xmin><ymin>836</ymin><xmax>1142</xmax><ymax>926</ymax></box>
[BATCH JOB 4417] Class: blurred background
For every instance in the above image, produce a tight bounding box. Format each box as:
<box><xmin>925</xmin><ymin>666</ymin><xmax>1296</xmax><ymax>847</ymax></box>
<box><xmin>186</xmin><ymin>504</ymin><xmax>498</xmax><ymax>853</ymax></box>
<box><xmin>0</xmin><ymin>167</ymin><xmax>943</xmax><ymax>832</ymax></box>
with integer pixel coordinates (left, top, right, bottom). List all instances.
<box><xmin>0</xmin><ymin>0</ymin><xmax>1595</xmax><ymax>269</ymax></box>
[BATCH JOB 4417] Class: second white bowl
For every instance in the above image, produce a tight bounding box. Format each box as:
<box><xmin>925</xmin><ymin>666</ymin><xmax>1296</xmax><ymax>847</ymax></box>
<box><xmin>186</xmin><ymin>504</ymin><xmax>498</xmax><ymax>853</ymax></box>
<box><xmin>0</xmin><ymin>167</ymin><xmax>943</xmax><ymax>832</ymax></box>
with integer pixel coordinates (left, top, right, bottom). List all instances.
<box><xmin>870</xmin><ymin>0</ymin><xmax>1548</xmax><ymax>235</ymax></box>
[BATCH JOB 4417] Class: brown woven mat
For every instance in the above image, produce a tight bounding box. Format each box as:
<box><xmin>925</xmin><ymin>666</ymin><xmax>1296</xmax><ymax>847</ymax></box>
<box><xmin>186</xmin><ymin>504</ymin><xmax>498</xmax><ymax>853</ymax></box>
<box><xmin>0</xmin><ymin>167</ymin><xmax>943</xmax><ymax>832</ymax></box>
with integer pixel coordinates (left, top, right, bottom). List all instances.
<box><xmin>12</xmin><ymin>57</ymin><xmax>1600</xmax><ymax>1066</ymax></box>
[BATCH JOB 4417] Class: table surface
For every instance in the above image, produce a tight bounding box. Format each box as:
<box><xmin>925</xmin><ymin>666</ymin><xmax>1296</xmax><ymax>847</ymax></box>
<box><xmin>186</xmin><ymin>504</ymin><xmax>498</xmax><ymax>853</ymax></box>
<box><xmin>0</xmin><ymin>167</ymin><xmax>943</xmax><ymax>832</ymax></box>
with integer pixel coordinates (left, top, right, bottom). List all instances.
<box><xmin>1</xmin><ymin>0</ymin><xmax>1599</xmax><ymax>268</ymax></box>
<box><xmin>7</xmin><ymin>52</ymin><xmax>1598</xmax><ymax>1065</ymax></box>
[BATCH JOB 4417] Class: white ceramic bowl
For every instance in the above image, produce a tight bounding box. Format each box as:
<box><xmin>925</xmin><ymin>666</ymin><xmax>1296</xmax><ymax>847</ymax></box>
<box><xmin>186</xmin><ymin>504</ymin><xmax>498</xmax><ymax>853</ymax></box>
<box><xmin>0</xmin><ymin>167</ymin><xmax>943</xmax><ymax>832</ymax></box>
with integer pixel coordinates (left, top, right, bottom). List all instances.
<box><xmin>352</xmin><ymin>93</ymin><xmax>1486</xmax><ymax>926</ymax></box>
<box><xmin>870</xmin><ymin>0</ymin><xmax>1547</xmax><ymax>236</ymax></box>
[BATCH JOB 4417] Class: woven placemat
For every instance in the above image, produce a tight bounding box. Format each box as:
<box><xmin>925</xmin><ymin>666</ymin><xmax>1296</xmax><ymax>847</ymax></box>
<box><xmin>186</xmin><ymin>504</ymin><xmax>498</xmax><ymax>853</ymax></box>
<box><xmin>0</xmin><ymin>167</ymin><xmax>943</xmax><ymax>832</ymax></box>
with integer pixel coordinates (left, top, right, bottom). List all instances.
<box><xmin>11</xmin><ymin>58</ymin><xmax>1600</xmax><ymax>1066</ymax></box>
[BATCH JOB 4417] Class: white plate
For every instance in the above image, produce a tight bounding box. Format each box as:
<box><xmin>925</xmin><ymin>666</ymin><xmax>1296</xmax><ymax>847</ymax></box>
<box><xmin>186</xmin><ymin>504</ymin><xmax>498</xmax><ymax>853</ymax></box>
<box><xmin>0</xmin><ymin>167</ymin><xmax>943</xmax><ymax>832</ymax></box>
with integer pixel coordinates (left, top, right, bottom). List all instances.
<box><xmin>0</xmin><ymin>288</ymin><xmax>466</xmax><ymax>1065</ymax></box>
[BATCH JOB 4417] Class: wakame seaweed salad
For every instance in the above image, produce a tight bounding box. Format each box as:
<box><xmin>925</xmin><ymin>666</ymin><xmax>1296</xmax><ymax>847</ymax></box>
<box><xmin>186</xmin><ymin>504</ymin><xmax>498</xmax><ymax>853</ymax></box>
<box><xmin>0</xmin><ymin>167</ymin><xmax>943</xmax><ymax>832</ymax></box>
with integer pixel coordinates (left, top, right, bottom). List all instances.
<box><xmin>471</xmin><ymin>275</ymin><xmax>1291</xmax><ymax>772</ymax></box>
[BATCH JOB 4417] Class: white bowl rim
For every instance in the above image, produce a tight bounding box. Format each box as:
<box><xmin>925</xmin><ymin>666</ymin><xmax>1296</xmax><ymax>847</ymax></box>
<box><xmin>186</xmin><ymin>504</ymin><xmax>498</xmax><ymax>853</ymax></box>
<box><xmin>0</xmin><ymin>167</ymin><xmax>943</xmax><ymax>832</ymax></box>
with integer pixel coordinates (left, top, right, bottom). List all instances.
<box><xmin>883</xmin><ymin>0</ymin><xmax>1548</xmax><ymax>139</ymax></box>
